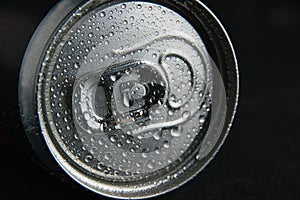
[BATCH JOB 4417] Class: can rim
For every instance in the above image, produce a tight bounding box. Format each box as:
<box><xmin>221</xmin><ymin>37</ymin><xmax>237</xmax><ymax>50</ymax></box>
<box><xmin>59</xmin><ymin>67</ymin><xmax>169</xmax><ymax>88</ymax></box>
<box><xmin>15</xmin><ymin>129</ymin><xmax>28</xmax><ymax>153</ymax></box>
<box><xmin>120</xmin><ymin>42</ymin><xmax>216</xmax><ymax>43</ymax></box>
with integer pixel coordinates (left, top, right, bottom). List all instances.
<box><xmin>18</xmin><ymin>0</ymin><xmax>84</xmax><ymax>172</ymax></box>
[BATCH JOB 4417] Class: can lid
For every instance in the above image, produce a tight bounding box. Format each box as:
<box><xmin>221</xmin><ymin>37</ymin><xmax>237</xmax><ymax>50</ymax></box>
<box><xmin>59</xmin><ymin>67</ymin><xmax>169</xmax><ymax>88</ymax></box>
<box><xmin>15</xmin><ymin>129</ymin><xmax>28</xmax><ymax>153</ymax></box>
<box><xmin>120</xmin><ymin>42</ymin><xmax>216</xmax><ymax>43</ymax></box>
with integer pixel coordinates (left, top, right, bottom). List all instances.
<box><xmin>19</xmin><ymin>0</ymin><xmax>238</xmax><ymax>199</ymax></box>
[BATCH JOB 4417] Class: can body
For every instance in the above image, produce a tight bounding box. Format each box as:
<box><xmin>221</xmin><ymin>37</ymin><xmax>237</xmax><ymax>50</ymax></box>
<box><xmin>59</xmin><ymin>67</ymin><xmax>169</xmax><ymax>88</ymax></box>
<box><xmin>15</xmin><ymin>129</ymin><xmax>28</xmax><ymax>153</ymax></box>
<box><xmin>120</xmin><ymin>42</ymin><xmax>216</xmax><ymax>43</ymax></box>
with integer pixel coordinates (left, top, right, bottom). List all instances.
<box><xmin>19</xmin><ymin>0</ymin><xmax>238</xmax><ymax>198</ymax></box>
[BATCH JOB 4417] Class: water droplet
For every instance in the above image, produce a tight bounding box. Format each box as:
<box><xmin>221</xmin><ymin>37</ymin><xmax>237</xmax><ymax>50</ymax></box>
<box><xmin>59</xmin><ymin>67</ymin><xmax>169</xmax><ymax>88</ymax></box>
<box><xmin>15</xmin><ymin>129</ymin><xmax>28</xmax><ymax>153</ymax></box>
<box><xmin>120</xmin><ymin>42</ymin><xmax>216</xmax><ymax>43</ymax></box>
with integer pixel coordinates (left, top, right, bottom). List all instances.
<box><xmin>199</xmin><ymin>91</ymin><xmax>203</xmax><ymax>97</ymax></box>
<box><xmin>168</xmin><ymin>110</ymin><xmax>174</xmax><ymax>116</ymax></box>
<box><xmin>88</xmin><ymin>32</ymin><xmax>94</xmax><ymax>38</ymax></box>
<box><xmin>97</xmin><ymin>162</ymin><xmax>105</xmax><ymax>170</ymax></box>
<box><xmin>136</xmin><ymin>162</ymin><xmax>142</xmax><ymax>167</ymax></box>
<box><xmin>199</xmin><ymin>116</ymin><xmax>205</xmax><ymax>124</ymax></box>
<box><xmin>171</xmin><ymin>126</ymin><xmax>182</xmax><ymax>137</ymax></box>
<box><xmin>153</xmin><ymin>132</ymin><xmax>161</xmax><ymax>140</ymax></box>
<box><xmin>117</xmin><ymin>142</ymin><xmax>123</xmax><ymax>148</ymax></box>
<box><xmin>74</xmin><ymin>133</ymin><xmax>79</xmax><ymax>140</ymax></box>
<box><xmin>121</xmin><ymin>4</ymin><xmax>126</xmax><ymax>9</ymax></box>
<box><xmin>147</xmin><ymin>160</ymin><xmax>154</xmax><ymax>169</ymax></box>
<box><xmin>109</xmin><ymin>135</ymin><xmax>117</xmax><ymax>143</ymax></box>
<box><xmin>99</xmin><ymin>11</ymin><xmax>106</xmax><ymax>18</ymax></box>
<box><xmin>84</xmin><ymin>112</ymin><xmax>90</xmax><ymax>120</ymax></box>
<box><xmin>142</xmin><ymin>152</ymin><xmax>148</xmax><ymax>158</ymax></box>
<box><xmin>104</xmin><ymin>152</ymin><xmax>112</xmax><ymax>160</ymax></box>
<box><xmin>110</xmin><ymin>75</ymin><xmax>117</xmax><ymax>82</ymax></box>
<box><xmin>74</xmin><ymin>62</ymin><xmax>80</xmax><ymax>69</ymax></box>
<box><xmin>99</xmin><ymin>122</ymin><xmax>107</xmax><ymax>132</ymax></box>
<box><xmin>126</xmin><ymin>138</ymin><xmax>131</xmax><ymax>144</ymax></box>
<box><xmin>64</xmin><ymin>116</ymin><xmax>70</xmax><ymax>123</ymax></box>
<box><xmin>60</xmin><ymin>90</ymin><xmax>66</xmax><ymax>96</ymax></box>
<box><xmin>182</xmin><ymin>111</ymin><xmax>190</xmax><ymax>119</ymax></box>
<box><xmin>84</xmin><ymin>155</ymin><xmax>92</xmax><ymax>163</ymax></box>
<box><xmin>163</xmin><ymin>141</ymin><xmax>170</xmax><ymax>148</ymax></box>
<box><xmin>155</xmin><ymin>148</ymin><xmax>161</xmax><ymax>155</ymax></box>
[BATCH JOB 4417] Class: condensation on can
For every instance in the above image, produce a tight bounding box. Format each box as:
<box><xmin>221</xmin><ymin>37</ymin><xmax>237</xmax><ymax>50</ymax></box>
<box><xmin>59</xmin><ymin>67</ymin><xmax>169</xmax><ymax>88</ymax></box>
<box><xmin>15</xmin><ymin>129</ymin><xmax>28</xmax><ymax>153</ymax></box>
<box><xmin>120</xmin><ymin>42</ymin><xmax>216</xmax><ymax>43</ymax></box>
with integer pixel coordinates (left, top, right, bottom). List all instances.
<box><xmin>19</xmin><ymin>0</ymin><xmax>238</xmax><ymax>199</ymax></box>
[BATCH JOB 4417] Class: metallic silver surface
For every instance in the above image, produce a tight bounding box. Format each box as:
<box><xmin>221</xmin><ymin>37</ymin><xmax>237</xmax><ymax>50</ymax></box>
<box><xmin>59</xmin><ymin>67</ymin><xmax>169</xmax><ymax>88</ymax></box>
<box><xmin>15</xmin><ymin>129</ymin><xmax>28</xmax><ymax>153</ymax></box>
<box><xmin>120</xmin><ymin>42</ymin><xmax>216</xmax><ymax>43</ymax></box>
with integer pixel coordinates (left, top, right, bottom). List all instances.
<box><xmin>19</xmin><ymin>0</ymin><xmax>238</xmax><ymax>199</ymax></box>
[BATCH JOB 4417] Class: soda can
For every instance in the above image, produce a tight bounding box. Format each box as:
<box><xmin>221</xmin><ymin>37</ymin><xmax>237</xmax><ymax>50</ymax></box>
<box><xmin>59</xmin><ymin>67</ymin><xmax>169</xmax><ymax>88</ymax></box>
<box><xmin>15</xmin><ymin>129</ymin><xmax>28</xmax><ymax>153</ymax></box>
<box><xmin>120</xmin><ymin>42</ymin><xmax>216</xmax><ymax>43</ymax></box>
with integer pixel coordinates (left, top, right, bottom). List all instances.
<box><xmin>19</xmin><ymin>0</ymin><xmax>239</xmax><ymax>198</ymax></box>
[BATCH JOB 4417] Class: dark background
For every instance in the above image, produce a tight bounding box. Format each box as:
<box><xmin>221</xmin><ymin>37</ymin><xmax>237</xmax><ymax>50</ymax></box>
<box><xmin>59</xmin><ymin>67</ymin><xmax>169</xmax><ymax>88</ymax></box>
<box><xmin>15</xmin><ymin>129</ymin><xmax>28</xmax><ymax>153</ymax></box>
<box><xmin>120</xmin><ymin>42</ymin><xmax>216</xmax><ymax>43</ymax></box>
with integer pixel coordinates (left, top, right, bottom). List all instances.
<box><xmin>0</xmin><ymin>0</ymin><xmax>299</xmax><ymax>199</ymax></box>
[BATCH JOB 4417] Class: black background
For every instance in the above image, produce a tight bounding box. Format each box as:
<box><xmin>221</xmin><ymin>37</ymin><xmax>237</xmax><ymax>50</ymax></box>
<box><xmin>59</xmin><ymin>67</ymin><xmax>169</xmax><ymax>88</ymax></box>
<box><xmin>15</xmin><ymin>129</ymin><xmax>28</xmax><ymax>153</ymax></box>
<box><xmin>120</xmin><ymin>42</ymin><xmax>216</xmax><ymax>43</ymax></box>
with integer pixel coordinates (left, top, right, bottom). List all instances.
<box><xmin>0</xmin><ymin>0</ymin><xmax>299</xmax><ymax>199</ymax></box>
